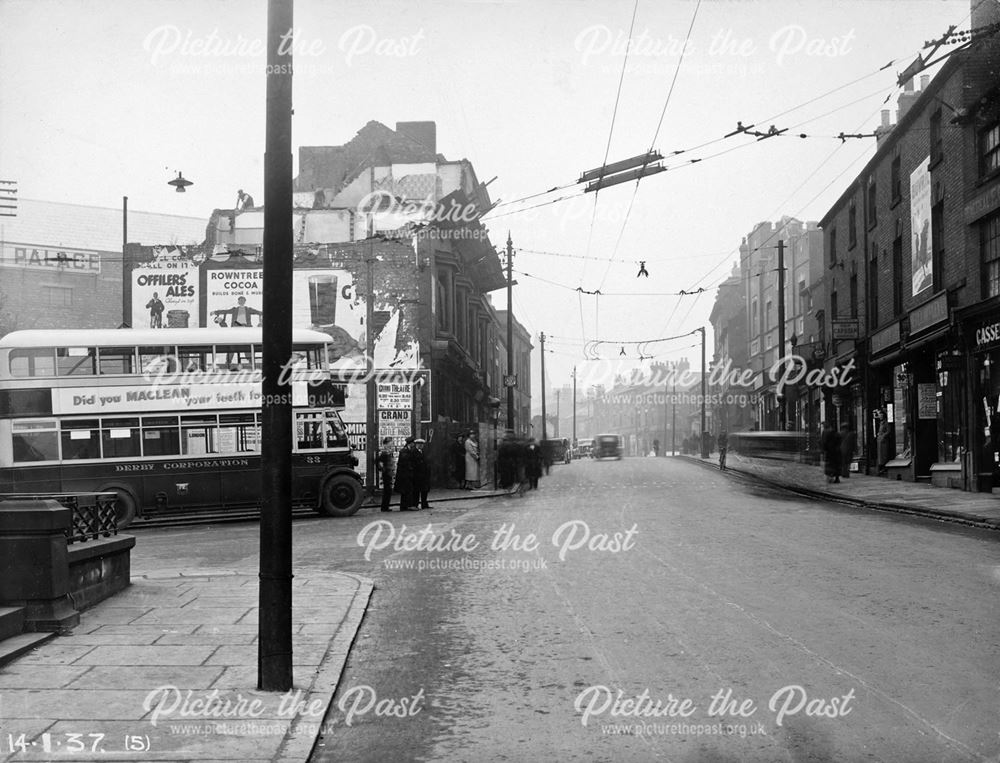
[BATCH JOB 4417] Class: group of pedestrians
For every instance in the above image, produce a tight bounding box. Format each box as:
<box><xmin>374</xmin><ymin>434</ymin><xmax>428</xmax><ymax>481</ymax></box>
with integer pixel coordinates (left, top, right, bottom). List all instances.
<box><xmin>378</xmin><ymin>428</ymin><xmax>553</xmax><ymax>510</ymax></box>
<box><xmin>378</xmin><ymin>436</ymin><xmax>430</xmax><ymax>512</ymax></box>
<box><xmin>497</xmin><ymin>433</ymin><xmax>546</xmax><ymax>494</ymax></box>
<box><xmin>820</xmin><ymin>421</ymin><xmax>856</xmax><ymax>484</ymax></box>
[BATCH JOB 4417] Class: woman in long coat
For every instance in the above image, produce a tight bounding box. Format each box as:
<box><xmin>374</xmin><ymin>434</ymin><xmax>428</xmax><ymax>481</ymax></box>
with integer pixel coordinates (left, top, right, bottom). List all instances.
<box><xmin>452</xmin><ymin>434</ymin><xmax>466</xmax><ymax>488</ymax></box>
<box><xmin>820</xmin><ymin>422</ymin><xmax>841</xmax><ymax>484</ymax></box>
<box><xmin>464</xmin><ymin>431</ymin><xmax>480</xmax><ymax>488</ymax></box>
<box><xmin>876</xmin><ymin>416</ymin><xmax>892</xmax><ymax>475</ymax></box>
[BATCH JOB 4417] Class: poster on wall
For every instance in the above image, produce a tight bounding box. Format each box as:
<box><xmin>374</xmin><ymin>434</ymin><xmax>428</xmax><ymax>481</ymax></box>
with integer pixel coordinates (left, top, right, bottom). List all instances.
<box><xmin>378</xmin><ymin>409</ymin><xmax>412</xmax><ymax>449</ymax></box>
<box><xmin>130</xmin><ymin>248</ymin><xmax>200</xmax><ymax>329</ymax></box>
<box><xmin>291</xmin><ymin>269</ymin><xmax>365</xmax><ymax>371</ymax></box>
<box><xmin>910</xmin><ymin>156</ymin><xmax>933</xmax><ymax>296</ymax></box>
<box><xmin>205</xmin><ymin>268</ymin><xmax>264</xmax><ymax>327</ymax></box>
<box><xmin>917</xmin><ymin>383</ymin><xmax>937</xmax><ymax>419</ymax></box>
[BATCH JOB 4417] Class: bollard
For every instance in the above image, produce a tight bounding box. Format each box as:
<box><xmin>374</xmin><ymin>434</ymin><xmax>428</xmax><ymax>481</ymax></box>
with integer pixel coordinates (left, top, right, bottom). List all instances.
<box><xmin>0</xmin><ymin>498</ymin><xmax>80</xmax><ymax>632</ymax></box>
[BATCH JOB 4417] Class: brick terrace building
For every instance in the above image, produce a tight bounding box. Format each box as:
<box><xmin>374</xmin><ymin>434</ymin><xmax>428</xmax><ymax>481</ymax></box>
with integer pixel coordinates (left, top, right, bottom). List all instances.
<box><xmin>819</xmin><ymin>0</ymin><xmax>1000</xmax><ymax>489</ymax></box>
<box><xmin>739</xmin><ymin>217</ymin><xmax>824</xmax><ymax>431</ymax></box>
<box><xmin>0</xmin><ymin>199</ymin><xmax>204</xmax><ymax>333</ymax></box>
<box><xmin>124</xmin><ymin>120</ymin><xmax>526</xmax><ymax>487</ymax></box>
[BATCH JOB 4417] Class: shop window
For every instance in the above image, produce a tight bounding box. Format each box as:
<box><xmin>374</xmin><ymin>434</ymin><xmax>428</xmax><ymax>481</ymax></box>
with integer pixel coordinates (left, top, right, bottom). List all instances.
<box><xmin>983</xmin><ymin>210</ymin><xmax>1000</xmax><ymax>299</ymax></box>
<box><xmin>980</xmin><ymin>121</ymin><xmax>999</xmax><ymax>178</ymax></box>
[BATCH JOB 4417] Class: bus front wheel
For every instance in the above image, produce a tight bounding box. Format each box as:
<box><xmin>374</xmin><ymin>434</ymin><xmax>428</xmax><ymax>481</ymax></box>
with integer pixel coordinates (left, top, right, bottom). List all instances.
<box><xmin>98</xmin><ymin>485</ymin><xmax>138</xmax><ymax>529</ymax></box>
<box><xmin>318</xmin><ymin>474</ymin><xmax>363</xmax><ymax>517</ymax></box>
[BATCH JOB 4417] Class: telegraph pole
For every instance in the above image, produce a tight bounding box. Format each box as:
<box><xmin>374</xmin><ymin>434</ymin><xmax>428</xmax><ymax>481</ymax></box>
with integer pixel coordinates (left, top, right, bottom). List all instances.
<box><xmin>259</xmin><ymin>0</ymin><xmax>294</xmax><ymax>692</ymax></box>
<box><xmin>572</xmin><ymin>366</ymin><xmax>577</xmax><ymax>450</ymax></box>
<box><xmin>671</xmin><ymin>364</ymin><xmax>677</xmax><ymax>457</ymax></box>
<box><xmin>540</xmin><ymin>332</ymin><xmax>547</xmax><ymax>441</ymax></box>
<box><xmin>699</xmin><ymin>327</ymin><xmax>708</xmax><ymax>458</ymax></box>
<box><xmin>777</xmin><ymin>239</ymin><xmax>787</xmax><ymax>430</ymax></box>
<box><xmin>506</xmin><ymin>233</ymin><xmax>515</xmax><ymax>433</ymax></box>
<box><xmin>555</xmin><ymin>389</ymin><xmax>560</xmax><ymax>438</ymax></box>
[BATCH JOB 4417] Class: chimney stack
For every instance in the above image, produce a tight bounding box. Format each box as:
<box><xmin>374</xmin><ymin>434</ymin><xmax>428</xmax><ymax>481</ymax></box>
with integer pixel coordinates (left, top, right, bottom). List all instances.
<box><xmin>881</xmin><ymin>110</ymin><xmax>891</xmax><ymax>128</ymax></box>
<box><xmin>919</xmin><ymin>74</ymin><xmax>930</xmax><ymax>90</ymax></box>
<box><xmin>896</xmin><ymin>78</ymin><xmax>919</xmax><ymax>123</ymax></box>
<box><xmin>395</xmin><ymin>121</ymin><xmax>437</xmax><ymax>155</ymax></box>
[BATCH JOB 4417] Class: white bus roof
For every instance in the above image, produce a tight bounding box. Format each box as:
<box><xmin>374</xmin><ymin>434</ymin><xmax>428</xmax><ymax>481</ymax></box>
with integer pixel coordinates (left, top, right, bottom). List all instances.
<box><xmin>0</xmin><ymin>328</ymin><xmax>333</xmax><ymax>348</ymax></box>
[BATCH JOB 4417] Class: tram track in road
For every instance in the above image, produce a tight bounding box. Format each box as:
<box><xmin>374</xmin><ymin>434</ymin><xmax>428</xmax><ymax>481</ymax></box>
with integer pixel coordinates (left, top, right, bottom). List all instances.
<box><xmin>127</xmin><ymin>504</ymin><xmax>326</xmax><ymax>530</ymax></box>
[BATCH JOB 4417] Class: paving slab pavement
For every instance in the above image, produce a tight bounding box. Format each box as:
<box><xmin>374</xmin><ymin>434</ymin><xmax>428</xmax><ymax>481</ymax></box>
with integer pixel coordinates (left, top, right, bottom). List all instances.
<box><xmin>0</xmin><ymin>568</ymin><xmax>374</xmax><ymax>762</ymax></box>
<box><xmin>682</xmin><ymin>452</ymin><xmax>1000</xmax><ymax>529</ymax></box>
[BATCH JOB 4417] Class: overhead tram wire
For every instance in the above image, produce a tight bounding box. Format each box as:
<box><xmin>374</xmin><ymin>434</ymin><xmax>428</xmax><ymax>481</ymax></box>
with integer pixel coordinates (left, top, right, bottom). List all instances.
<box><xmin>594</xmin><ymin>0</ymin><xmax>704</xmax><ymax>303</ymax></box>
<box><xmin>686</xmin><ymin>90</ymin><xmax>897</xmax><ymax>293</ymax></box>
<box><xmin>581</xmin><ymin>0</ymin><xmax>641</xmax><ymax>329</ymax></box>
<box><xmin>482</xmin><ymin>27</ymin><xmax>957</xmax><ymax>222</ymax></box>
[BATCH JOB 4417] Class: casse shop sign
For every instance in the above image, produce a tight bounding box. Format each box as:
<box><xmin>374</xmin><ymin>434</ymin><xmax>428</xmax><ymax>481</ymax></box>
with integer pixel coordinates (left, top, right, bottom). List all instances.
<box><xmin>975</xmin><ymin>320</ymin><xmax>1000</xmax><ymax>351</ymax></box>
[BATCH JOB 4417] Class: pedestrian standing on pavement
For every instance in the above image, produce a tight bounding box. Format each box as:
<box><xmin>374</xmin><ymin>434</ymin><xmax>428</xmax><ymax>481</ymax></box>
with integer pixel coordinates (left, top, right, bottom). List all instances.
<box><xmin>526</xmin><ymin>438</ymin><xmax>543</xmax><ymax>490</ymax></box>
<box><xmin>876</xmin><ymin>414</ymin><xmax>892</xmax><ymax>475</ymax></box>
<box><xmin>839</xmin><ymin>423</ymin><xmax>855</xmax><ymax>478</ymax></box>
<box><xmin>820</xmin><ymin>421</ymin><xmax>842</xmax><ymax>484</ymax></box>
<box><xmin>377</xmin><ymin>437</ymin><xmax>395</xmax><ymax>512</ymax></box>
<box><xmin>464</xmin><ymin>430</ymin><xmax>480</xmax><ymax>489</ymax></box>
<box><xmin>452</xmin><ymin>433</ymin><xmax>466</xmax><ymax>488</ymax></box>
<box><xmin>498</xmin><ymin>431</ymin><xmax>518</xmax><ymax>489</ymax></box>
<box><xmin>717</xmin><ymin>429</ymin><xmax>728</xmax><ymax>471</ymax></box>
<box><xmin>414</xmin><ymin>438</ymin><xmax>432</xmax><ymax>509</ymax></box>
<box><xmin>394</xmin><ymin>436</ymin><xmax>420</xmax><ymax>510</ymax></box>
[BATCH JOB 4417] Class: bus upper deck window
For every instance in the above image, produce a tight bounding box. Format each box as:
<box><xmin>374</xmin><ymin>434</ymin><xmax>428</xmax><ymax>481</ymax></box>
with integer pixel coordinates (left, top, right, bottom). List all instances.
<box><xmin>139</xmin><ymin>347</ymin><xmax>177</xmax><ymax>377</ymax></box>
<box><xmin>98</xmin><ymin>347</ymin><xmax>137</xmax><ymax>375</ymax></box>
<box><xmin>56</xmin><ymin>347</ymin><xmax>97</xmax><ymax>376</ymax></box>
<box><xmin>9</xmin><ymin>348</ymin><xmax>56</xmax><ymax>377</ymax></box>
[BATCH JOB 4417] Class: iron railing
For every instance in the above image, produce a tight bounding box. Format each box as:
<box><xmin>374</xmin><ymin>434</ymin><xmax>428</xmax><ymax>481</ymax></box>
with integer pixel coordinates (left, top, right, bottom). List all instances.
<box><xmin>0</xmin><ymin>492</ymin><xmax>118</xmax><ymax>544</ymax></box>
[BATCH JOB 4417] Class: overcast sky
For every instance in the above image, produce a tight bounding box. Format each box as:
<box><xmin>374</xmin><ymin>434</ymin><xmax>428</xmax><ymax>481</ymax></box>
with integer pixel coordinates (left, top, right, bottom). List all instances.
<box><xmin>0</xmin><ymin>0</ymin><xmax>971</xmax><ymax>401</ymax></box>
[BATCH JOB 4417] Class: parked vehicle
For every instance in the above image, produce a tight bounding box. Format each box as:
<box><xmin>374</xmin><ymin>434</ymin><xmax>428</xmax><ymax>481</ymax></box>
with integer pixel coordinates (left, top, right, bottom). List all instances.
<box><xmin>542</xmin><ymin>438</ymin><xmax>571</xmax><ymax>464</ymax></box>
<box><xmin>574</xmin><ymin>438</ymin><xmax>594</xmax><ymax>458</ymax></box>
<box><xmin>592</xmin><ymin>433</ymin><xmax>623</xmax><ymax>460</ymax></box>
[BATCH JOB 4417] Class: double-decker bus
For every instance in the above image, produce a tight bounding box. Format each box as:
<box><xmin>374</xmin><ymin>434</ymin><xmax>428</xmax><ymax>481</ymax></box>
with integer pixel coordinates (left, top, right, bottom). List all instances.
<box><xmin>0</xmin><ymin>328</ymin><xmax>365</xmax><ymax>527</ymax></box>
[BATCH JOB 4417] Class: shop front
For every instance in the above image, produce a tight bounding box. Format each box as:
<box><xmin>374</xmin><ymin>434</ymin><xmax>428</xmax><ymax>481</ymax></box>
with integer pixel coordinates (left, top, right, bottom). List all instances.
<box><xmin>868</xmin><ymin>321</ymin><xmax>909</xmax><ymax>480</ymax></box>
<box><xmin>960</xmin><ymin>299</ymin><xmax>1000</xmax><ymax>493</ymax></box>
<box><xmin>904</xmin><ymin>291</ymin><xmax>961</xmax><ymax>489</ymax></box>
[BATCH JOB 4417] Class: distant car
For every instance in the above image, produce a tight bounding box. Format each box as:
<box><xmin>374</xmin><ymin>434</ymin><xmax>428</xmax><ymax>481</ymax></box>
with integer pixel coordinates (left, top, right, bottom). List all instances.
<box><xmin>592</xmin><ymin>433</ymin><xmax>623</xmax><ymax>460</ymax></box>
<box><xmin>575</xmin><ymin>438</ymin><xmax>594</xmax><ymax>459</ymax></box>
<box><xmin>542</xmin><ymin>438</ymin><xmax>571</xmax><ymax>464</ymax></box>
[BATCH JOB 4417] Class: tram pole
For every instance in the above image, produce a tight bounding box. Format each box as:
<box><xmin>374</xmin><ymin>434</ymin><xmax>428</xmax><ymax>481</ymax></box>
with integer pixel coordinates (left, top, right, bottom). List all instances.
<box><xmin>258</xmin><ymin>0</ymin><xmax>294</xmax><ymax>692</ymax></box>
